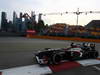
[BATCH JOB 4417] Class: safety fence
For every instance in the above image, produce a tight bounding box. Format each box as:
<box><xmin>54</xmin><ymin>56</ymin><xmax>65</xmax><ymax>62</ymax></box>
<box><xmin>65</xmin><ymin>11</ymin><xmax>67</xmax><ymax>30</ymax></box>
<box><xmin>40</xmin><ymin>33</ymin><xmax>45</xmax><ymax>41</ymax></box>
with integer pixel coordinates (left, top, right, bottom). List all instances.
<box><xmin>26</xmin><ymin>34</ymin><xmax>100</xmax><ymax>43</ymax></box>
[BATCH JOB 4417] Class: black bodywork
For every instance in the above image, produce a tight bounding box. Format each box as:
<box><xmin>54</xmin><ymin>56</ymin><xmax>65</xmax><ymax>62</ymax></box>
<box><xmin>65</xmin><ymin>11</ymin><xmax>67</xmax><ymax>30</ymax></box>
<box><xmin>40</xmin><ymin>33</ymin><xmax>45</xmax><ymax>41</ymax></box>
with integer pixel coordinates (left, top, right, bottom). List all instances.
<box><xmin>35</xmin><ymin>43</ymin><xmax>99</xmax><ymax>65</ymax></box>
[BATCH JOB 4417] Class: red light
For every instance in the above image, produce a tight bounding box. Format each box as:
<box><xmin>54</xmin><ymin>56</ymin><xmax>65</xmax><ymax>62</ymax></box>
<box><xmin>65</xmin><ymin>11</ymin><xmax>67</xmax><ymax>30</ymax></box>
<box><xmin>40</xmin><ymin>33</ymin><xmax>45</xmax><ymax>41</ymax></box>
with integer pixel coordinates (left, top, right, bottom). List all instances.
<box><xmin>27</xmin><ymin>30</ymin><xmax>36</xmax><ymax>33</ymax></box>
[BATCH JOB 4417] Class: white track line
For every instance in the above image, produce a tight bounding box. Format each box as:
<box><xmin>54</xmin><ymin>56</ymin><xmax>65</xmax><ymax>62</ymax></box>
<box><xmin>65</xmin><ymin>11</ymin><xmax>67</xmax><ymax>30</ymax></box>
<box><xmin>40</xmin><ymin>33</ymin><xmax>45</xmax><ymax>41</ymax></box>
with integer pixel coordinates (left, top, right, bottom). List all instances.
<box><xmin>1</xmin><ymin>65</ymin><xmax>52</xmax><ymax>75</ymax></box>
<box><xmin>92</xmin><ymin>66</ymin><xmax>100</xmax><ymax>71</ymax></box>
<box><xmin>77</xmin><ymin>59</ymin><xmax>100</xmax><ymax>66</ymax></box>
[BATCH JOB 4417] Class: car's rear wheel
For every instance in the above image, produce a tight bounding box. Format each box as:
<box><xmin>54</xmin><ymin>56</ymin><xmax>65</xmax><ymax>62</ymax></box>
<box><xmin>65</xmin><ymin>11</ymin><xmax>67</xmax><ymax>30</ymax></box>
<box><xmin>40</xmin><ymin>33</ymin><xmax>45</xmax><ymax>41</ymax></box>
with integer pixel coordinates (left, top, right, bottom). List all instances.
<box><xmin>88</xmin><ymin>51</ymin><xmax>99</xmax><ymax>58</ymax></box>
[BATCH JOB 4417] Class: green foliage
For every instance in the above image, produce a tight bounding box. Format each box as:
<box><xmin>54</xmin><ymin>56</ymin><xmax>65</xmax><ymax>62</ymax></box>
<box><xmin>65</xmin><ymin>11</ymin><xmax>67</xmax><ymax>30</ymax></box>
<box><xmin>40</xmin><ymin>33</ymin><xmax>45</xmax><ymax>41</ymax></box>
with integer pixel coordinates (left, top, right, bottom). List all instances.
<box><xmin>34</xmin><ymin>20</ymin><xmax>45</xmax><ymax>33</ymax></box>
<box><xmin>27</xmin><ymin>21</ymin><xmax>34</xmax><ymax>30</ymax></box>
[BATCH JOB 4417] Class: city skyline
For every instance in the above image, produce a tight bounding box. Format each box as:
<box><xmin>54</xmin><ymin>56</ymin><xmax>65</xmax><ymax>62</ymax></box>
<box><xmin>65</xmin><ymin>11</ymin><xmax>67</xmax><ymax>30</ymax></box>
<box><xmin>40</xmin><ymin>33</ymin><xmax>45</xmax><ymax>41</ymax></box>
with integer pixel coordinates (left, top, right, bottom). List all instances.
<box><xmin>0</xmin><ymin>0</ymin><xmax>100</xmax><ymax>26</ymax></box>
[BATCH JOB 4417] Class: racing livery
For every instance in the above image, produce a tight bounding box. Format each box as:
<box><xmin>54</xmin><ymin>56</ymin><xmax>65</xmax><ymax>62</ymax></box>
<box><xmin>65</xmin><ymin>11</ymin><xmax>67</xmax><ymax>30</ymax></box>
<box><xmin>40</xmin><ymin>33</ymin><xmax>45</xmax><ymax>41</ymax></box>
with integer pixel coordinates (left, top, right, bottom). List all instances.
<box><xmin>35</xmin><ymin>43</ymin><xmax>99</xmax><ymax>65</ymax></box>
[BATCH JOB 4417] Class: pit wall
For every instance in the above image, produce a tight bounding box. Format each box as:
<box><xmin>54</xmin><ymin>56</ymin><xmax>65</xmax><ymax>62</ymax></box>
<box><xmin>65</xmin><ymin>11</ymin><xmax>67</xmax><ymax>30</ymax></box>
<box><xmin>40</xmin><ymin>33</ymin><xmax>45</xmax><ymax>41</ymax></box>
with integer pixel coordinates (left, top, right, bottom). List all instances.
<box><xmin>26</xmin><ymin>34</ymin><xmax>100</xmax><ymax>43</ymax></box>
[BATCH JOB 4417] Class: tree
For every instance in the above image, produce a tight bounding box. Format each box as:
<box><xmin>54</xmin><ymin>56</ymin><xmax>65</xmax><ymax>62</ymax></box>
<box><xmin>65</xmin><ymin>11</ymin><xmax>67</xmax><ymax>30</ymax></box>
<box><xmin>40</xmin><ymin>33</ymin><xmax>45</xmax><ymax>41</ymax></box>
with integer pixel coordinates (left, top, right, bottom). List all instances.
<box><xmin>35</xmin><ymin>20</ymin><xmax>45</xmax><ymax>33</ymax></box>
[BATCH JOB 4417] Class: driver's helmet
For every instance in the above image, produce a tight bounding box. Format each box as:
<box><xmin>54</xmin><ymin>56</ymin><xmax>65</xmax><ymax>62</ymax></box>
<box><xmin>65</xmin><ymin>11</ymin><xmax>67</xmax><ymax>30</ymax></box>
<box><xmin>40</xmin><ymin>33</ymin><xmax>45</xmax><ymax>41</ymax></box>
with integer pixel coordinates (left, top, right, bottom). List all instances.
<box><xmin>90</xmin><ymin>43</ymin><xmax>95</xmax><ymax>48</ymax></box>
<box><xmin>71</xmin><ymin>43</ymin><xmax>77</xmax><ymax>47</ymax></box>
<box><xmin>82</xmin><ymin>43</ymin><xmax>88</xmax><ymax>47</ymax></box>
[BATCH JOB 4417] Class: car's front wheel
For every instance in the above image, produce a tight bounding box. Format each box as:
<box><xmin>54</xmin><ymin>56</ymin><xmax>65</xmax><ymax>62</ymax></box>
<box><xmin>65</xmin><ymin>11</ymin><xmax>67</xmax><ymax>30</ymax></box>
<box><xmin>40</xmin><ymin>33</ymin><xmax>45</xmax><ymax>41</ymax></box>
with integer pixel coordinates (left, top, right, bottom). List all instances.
<box><xmin>52</xmin><ymin>53</ymin><xmax>62</xmax><ymax>64</ymax></box>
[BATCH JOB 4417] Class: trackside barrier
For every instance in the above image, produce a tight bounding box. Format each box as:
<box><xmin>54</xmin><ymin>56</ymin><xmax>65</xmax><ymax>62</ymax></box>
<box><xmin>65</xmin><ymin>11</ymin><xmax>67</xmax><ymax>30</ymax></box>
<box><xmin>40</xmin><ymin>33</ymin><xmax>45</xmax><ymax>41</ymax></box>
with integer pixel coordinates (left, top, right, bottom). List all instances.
<box><xmin>26</xmin><ymin>35</ymin><xmax>100</xmax><ymax>43</ymax></box>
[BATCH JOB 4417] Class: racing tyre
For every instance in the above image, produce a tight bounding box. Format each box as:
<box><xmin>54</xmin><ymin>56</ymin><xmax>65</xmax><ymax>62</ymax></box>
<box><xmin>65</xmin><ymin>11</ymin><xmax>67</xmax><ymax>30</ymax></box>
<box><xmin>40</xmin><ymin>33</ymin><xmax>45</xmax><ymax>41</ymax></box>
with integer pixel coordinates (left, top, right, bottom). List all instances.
<box><xmin>52</xmin><ymin>53</ymin><xmax>62</xmax><ymax>64</ymax></box>
<box><xmin>90</xmin><ymin>51</ymin><xmax>99</xmax><ymax>58</ymax></box>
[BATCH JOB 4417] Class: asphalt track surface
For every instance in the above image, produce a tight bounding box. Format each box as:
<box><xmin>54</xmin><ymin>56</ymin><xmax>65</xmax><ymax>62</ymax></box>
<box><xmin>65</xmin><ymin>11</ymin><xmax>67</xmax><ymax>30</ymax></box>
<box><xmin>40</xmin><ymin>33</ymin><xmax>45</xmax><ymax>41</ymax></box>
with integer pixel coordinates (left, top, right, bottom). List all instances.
<box><xmin>0</xmin><ymin>37</ymin><xmax>100</xmax><ymax>75</ymax></box>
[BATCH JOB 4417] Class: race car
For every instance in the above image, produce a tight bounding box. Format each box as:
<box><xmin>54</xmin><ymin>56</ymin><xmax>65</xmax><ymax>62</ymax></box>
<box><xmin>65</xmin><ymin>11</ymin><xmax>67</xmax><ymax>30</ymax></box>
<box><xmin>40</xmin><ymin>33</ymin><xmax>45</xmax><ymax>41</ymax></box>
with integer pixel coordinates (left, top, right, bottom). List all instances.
<box><xmin>35</xmin><ymin>43</ymin><xmax>99</xmax><ymax>65</ymax></box>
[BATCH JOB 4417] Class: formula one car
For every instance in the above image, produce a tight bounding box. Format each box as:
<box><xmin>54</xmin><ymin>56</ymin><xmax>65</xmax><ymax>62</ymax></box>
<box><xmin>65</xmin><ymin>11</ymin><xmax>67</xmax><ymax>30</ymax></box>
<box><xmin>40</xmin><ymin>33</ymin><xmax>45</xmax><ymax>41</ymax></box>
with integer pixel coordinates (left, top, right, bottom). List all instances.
<box><xmin>35</xmin><ymin>43</ymin><xmax>99</xmax><ymax>65</ymax></box>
